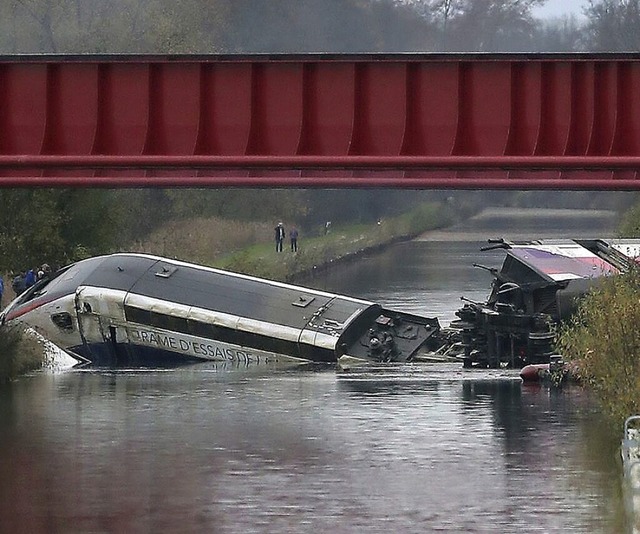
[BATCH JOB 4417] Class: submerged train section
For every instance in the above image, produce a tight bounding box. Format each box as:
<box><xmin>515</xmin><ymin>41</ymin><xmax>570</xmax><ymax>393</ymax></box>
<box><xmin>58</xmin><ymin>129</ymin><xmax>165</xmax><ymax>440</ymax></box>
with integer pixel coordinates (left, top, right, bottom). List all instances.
<box><xmin>0</xmin><ymin>254</ymin><xmax>440</xmax><ymax>366</ymax></box>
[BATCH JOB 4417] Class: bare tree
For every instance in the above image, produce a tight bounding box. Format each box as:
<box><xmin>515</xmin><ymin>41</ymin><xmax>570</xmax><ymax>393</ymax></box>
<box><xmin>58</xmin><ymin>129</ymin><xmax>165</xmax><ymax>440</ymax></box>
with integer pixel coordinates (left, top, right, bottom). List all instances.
<box><xmin>584</xmin><ymin>0</ymin><xmax>640</xmax><ymax>51</ymax></box>
<box><xmin>531</xmin><ymin>15</ymin><xmax>584</xmax><ymax>52</ymax></box>
<box><xmin>430</xmin><ymin>0</ymin><xmax>463</xmax><ymax>48</ymax></box>
<box><xmin>395</xmin><ymin>0</ymin><xmax>546</xmax><ymax>51</ymax></box>
<box><xmin>7</xmin><ymin>0</ymin><xmax>67</xmax><ymax>52</ymax></box>
<box><xmin>449</xmin><ymin>0</ymin><xmax>546</xmax><ymax>51</ymax></box>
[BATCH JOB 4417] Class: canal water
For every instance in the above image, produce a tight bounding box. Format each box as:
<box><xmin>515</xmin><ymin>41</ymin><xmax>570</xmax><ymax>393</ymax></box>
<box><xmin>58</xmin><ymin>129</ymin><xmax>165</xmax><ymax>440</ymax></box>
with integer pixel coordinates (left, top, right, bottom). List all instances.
<box><xmin>0</xmin><ymin>209</ymin><xmax>629</xmax><ymax>533</ymax></box>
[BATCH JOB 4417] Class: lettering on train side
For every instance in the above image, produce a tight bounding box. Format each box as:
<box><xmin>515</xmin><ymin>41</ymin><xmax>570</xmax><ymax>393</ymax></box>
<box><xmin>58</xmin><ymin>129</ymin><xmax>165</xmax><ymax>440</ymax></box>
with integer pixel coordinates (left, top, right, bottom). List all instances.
<box><xmin>134</xmin><ymin>329</ymin><xmax>178</xmax><ymax>349</ymax></box>
<box><xmin>129</xmin><ymin>328</ymin><xmax>259</xmax><ymax>361</ymax></box>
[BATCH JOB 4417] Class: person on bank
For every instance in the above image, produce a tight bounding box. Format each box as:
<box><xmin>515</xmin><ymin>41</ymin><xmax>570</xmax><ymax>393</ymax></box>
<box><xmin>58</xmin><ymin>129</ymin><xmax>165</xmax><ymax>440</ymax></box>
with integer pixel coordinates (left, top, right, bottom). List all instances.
<box><xmin>275</xmin><ymin>222</ymin><xmax>285</xmax><ymax>252</ymax></box>
<box><xmin>24</xmin><ymin>268</ymin><xmax>37</xmax><ymax>288</ymax></box>
<box><xmin>40</xmin><ymin>263</ymin><xmax>52</xmax><ymax>279</ymax></box>
<box><xmin>290</xmin><ymin>227</ymin><xmax>299</xmax><ymax>252</ymax></box>
<box><xmin>12</xmin><ymin>271</ymin><xmax>26</xmax><ymax>295</ymax></box>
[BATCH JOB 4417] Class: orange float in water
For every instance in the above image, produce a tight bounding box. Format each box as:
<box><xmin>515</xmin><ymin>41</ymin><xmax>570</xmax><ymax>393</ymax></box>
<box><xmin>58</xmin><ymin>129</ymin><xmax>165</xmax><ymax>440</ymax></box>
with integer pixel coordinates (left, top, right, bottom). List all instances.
<box><xmin>520</xmin><ymin>363</ymin><xmax>550</xmax><ymax>382</ymax></box>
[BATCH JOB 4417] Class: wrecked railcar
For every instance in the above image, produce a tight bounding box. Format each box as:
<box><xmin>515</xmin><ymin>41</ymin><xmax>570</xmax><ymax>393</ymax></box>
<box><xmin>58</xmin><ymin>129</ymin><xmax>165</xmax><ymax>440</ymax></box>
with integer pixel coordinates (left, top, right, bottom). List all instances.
<box><xmin>0</xmin><ymin>253</ymin><xmax>441</xmax><ymax>366</ymax></box>
<box><xmin>453</xmin><ymin>238</ymin><xmax>640</xmax><ymax>368</ymax></box>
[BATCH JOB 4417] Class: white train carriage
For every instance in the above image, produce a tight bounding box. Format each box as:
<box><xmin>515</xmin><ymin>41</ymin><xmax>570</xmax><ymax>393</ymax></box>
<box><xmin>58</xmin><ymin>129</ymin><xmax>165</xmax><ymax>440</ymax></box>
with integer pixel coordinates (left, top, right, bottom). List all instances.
<box><xmin>0</xmin><ymin>254</ymin><xmax>440</xmax><ymax>366</ymax></box>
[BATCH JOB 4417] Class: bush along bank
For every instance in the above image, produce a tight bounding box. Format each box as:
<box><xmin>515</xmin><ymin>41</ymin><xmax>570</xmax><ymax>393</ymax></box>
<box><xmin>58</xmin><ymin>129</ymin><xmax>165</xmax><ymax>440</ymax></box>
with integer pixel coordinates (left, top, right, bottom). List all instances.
<box><xmin>557</xmin><ymin>268</ymin><xmax>640</xmax><ymax>424</ymax></box>
<box><xmin>0</xmin><ymin>325</ymin><xmax>46</xmax><ymax>383</ymax></box>
<box><xmin>213</xmin><ymin>201</ymin><xmax>453</xmax><ymax>282</ymax></box>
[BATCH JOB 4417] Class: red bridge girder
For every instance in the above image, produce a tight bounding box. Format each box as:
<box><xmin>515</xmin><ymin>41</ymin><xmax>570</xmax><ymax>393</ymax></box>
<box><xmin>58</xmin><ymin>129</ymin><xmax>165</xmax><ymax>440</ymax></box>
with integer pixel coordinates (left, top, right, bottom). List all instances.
<box><xmin>2</xmin><ymin>53</ymin><xmax>640</xmax><ymax>189</ymax></box>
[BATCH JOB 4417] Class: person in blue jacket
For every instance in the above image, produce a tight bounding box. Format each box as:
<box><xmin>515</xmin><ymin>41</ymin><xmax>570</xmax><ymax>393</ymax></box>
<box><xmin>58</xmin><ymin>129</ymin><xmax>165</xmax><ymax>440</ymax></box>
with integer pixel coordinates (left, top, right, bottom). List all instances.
<box><xmin>24</xmin><ymin>268</ymin><xmax>37</xmax><ymax>288</ymax></box>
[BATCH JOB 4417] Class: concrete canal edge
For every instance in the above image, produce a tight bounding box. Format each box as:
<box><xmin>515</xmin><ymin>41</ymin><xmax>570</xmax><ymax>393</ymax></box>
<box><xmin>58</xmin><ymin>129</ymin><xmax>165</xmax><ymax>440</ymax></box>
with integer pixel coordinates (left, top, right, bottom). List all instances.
<box><xmin>289</xmin><ymin>232</ymin><xmax>416</xmax><ymax>283</ymax></box>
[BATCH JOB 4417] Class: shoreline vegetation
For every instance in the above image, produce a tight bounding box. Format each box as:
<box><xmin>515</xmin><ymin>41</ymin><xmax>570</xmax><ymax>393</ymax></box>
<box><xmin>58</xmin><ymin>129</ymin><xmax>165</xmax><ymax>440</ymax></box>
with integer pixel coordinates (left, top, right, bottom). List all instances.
<box><xmin>557</xmin><ymin>196</ymin><xmax>640</xmax><ymax>426</ymax></box>
<box><xmin>0</xmin><ymin>326</ymin><xmax>45</xmax><ymax>383</ymax></box>
<box><xmin>558</xmin><ymin>269</ymin><xmax>640</xmax><ymax>425</ymax></box>
<box><xmin>0</xmin><ymin>200</ymin><xmax>453</xmax><ymax>382</ymax></box>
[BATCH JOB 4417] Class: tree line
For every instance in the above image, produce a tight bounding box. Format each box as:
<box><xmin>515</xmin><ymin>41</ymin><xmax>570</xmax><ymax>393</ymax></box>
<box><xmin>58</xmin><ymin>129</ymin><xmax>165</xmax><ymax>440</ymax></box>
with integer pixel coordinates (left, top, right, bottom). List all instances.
<box><xmin>1</xmin><ymin>0</ymin><xmax>639</xmax><ymax>54</ymax></box>
<box><xmin>0</xmin><ymin>188</ymin><xmax>451</xmax><ymax>273</ymax></box>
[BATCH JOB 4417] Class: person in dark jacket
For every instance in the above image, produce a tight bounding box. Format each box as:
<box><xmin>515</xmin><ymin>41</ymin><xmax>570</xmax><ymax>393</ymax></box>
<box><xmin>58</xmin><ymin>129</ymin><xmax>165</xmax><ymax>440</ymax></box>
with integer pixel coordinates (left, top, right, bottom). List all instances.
<box><xmin>12</xmin><ymin>272</ymin><xmax>26</xmax><ymax>295</ymax></box>
<box><xmin>275</xmin><ymin>222</ymin><xmax>285</xmax><ymax>252</ymax></box>
<box><xmin>290</xmin><ymin>227</ymin><xmax>299</xmax><ymax>252</ymax></box>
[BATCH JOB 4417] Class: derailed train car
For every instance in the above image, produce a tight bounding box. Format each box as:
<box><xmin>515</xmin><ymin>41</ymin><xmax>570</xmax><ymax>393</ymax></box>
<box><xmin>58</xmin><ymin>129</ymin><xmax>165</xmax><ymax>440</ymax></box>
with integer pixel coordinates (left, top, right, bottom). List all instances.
<box><xmin>0</xmin><ymin>253</ymin><xmax>441</xmax><ymax>366</ymax></box>
<box><xmin>454</xmin><ymin>238</ymin><xmax>640</xmax><ymax>368</ymax></box>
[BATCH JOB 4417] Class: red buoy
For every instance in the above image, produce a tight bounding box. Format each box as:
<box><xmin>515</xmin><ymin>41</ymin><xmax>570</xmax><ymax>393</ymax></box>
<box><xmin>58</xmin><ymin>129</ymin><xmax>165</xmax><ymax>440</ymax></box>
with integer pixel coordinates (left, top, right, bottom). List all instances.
<box><xmin>520</xmin><ymin>363</ymin><xmax>549</xmax><ymax>382</ymax></box>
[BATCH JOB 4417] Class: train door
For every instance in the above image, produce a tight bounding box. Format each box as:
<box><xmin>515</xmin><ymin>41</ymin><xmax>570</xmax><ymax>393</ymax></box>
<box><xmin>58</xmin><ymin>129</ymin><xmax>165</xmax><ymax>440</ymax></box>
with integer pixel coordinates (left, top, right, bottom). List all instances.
<box><xmin>75</xmin><ymin>286</ymin><xmax>129</xmax><ymax>362</ymax></box>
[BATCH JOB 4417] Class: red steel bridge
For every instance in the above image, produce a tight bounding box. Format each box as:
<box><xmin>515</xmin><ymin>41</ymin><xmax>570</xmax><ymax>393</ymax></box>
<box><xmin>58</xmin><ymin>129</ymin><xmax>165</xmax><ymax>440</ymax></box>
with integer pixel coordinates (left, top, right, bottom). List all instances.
<box><xmin>2</xmin><ymin>53</ymin><xmax>640</xmax><ymax>189</ymax></box>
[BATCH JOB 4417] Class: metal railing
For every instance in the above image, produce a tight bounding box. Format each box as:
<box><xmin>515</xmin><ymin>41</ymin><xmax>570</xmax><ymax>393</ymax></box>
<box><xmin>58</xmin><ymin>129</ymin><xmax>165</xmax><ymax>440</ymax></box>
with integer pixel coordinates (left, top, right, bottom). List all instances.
<box><xmin>622</xmin><ymin>416</ymin><xmax>640</xmax><ymax>533</ymax></box>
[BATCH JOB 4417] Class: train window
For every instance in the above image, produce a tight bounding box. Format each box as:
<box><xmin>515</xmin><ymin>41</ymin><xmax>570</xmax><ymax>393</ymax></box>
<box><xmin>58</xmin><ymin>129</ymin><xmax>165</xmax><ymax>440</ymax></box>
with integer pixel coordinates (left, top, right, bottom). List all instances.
<box><xmin>124</xmin><ymin>305</ymin><xmax>188</xmax><ymax>333</ymax></box>
<box><xmin>16</xmin><ymin>277</ymin><xmax>51</xmax><ymax>305</ymax></box>
<box><xmin>125</xmin><ymin>305</ymin><xmax>151</xmax><ymax>325</ymax></box>
<box><xmin>51</xmin><ymin>312</ymin><xmax>73</xmax><ymax>332</ymax></box>
<box><xmin>152</xmin><ymin>312</ymin><xmax>188</xmax><ymax>332</ymax></box>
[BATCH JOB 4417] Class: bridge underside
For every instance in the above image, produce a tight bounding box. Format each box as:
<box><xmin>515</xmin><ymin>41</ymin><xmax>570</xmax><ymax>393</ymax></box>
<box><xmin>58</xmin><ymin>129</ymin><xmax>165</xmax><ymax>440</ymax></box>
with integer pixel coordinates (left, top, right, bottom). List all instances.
<box><xmin>2</xmin><ymin>54</ymin><xmax>640</xmax><ymax>189</ymax></box>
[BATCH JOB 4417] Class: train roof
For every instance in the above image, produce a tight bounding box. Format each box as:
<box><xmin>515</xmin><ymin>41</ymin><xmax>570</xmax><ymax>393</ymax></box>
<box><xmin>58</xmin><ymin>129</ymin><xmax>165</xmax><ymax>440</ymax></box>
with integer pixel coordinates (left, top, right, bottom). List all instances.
<box><xmin>123</xmin><ymin>254</ymin><xmax>374</xmax><ymax>329</ymax></box>
<box><xmin>8</xmin><ymin>253</ymin><xmax>377</xmax><ymax>332</ymax></box>
<box><xmin>497</xmin><ymin>238</ymin><xmax>640</xmax><ymax>284</ymax></box>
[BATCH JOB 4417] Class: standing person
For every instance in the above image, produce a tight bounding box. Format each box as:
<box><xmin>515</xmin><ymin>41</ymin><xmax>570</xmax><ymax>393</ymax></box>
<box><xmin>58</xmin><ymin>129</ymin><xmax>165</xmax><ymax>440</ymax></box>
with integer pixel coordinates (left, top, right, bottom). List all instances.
<box><xmin>24</xmin><ymin>268</ymin><xmax>36</xmax><ymax>288</ymax></box>
<box><xmin>290</xmin><ymin>227</ymin><xmax>299</xmax><ymax>252</ymax></box>
<box><xmin>41</xmin><ymin>263</ymin><xmax>52</xmax><ymax>279</ymax></box>
<box><xmin>12</xmin><ymin>271</ymin><xmax>26</xmax><ymax>295</ymax></box>
<box><xmin>274</xmin><ymin>222</ymin><xmax>285</xmax><ymax>252</ymax></box>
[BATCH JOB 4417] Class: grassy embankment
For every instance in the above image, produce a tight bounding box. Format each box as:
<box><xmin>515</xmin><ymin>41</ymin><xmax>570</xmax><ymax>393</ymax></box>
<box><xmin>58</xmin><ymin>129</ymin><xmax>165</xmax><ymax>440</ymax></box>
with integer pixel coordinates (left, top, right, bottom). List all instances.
<box><xmin>557</xmin><ymin>268</ymin><xmax>640</xmax><ymax>425</ymax></box>
<box><xmin>213</xmin><ymin>201</ymin><xmax>450</xmax><ymax>281</ymax></box>
<box><xmin>137</xmin><ymin>201</ymin><xmax>452</xmax><ymax>282</ymax></box>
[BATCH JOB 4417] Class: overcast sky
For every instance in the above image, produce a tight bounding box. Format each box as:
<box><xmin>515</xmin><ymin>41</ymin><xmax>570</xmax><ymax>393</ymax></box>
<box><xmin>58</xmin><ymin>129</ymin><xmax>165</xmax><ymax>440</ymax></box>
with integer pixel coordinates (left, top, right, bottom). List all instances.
<box><xmin>532</xmin><ymin>0</ymin><xmax>588</xmax><ymax>19</ymax></box>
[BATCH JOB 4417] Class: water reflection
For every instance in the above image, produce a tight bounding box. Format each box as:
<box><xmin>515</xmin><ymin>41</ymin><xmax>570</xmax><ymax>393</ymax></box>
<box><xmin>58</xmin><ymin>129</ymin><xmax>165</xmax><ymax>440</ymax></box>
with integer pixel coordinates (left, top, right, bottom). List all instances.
<box><xmin>0</xmin><ymin>364</ymin><xmax>626</xmax><ymax>533</ymax></box>
<box><xmin>337</xmin><ymin>365</ymin><xmax>625</xmax><ymax>533</ymax></box>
